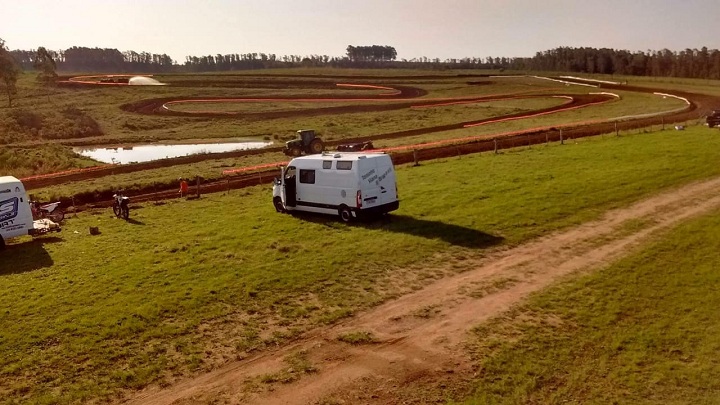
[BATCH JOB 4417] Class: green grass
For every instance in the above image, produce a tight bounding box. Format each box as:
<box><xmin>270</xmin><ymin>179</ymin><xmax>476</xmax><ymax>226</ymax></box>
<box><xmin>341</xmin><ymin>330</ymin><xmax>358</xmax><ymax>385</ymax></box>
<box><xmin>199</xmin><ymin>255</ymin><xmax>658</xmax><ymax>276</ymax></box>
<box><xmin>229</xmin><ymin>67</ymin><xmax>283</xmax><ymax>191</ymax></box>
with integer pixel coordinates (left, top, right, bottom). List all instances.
<box><xmin>462</xmin><ymin>208</ymin><xmax>720</xmax><ymax>404</ymax></box>
<box><xmin>258</xmin><ymin>350</ymin><xmax>317</xmax><ymax>384</ymax></box>
<box><xmin>2</xmin><ymin>126</ymin><xmax>720</xmax><ymax>403</ymax></box>
<box><xmin>21</xmin><ymin>92</ymin><xmax>685</xmax><ymax>199</ymax></box>
<box><xmin>1</xmin><ymin>71</ymin><xmax>693</xmax><ymax>176</ymax></box>
<box><xmin>337</xmin><ymin>331</ymin><xmax>378</xmax><ymax>345</ymax></box>
<box><xmin>29</xmin><ymin>149</ymin><xmax>291</xmax><ymax>202</ymax></box>
<box><xmin>577</xmin><ymin>72</ymin><xmax>720</xmax><ymax>98</ymax></box>
<box><xmin>0</xmin><ymin>144</ymin><xmax>100</xmax><ymax>179</ymax></box>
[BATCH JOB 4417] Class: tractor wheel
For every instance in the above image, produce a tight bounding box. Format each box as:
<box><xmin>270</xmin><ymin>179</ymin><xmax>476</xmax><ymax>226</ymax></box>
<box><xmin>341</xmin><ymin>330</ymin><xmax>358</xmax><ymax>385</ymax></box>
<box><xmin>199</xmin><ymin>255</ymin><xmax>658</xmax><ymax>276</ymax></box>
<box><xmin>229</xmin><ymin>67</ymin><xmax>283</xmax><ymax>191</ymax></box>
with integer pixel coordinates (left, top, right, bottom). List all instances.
<box><xmin>290</xmin><ymin>146</ymin><xmax>302</xmax><ymax>157</ymax></box>
<box><xmin>309</xmin><ymin>139</ymin><xmax>324</xmax><ymax>154</ymax></box>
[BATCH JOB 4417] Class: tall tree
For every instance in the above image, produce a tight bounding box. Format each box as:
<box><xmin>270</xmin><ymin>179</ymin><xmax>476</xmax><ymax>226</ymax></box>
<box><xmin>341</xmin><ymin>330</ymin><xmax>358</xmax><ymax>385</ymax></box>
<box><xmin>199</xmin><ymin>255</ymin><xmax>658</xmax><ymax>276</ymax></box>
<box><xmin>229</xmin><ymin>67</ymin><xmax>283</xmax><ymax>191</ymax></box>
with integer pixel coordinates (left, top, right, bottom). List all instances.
<box><xmin>0</xmin><ymin>38</ymin><xmax>20</xmax><ymax>107</ymax></box>
<box><xmin>34</xmin><ymin>46</ymin><xmax>57</xmax><ymax>86</ymax></box>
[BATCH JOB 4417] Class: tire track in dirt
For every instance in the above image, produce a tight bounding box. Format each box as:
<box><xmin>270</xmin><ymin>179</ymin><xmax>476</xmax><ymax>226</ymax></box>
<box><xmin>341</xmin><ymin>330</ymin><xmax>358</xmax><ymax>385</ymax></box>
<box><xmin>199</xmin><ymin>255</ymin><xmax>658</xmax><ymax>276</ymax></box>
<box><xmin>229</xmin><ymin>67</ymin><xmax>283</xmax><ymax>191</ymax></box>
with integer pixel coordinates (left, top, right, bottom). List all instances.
<box><xmin>124</xmin><ymin>176</ymin><xmax>720</xmax><ymax>405</ymax></box>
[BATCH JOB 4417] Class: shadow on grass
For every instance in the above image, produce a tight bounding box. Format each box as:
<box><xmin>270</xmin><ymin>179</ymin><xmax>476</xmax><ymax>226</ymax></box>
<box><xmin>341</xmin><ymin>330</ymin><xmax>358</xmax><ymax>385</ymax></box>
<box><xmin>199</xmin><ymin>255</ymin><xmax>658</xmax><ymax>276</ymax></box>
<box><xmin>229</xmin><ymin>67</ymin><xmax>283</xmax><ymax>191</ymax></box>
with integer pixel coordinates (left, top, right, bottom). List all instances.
<box><xmin>0</xmin><ymin>237</ymin><xmax>60</xmax><ymax>276</ymax></box>
<box><xmin>290</xmin><ymin>212</ymin><xmax>504</xmax><ymax>249</ymax></box>
<box><xmin>126</xmin><ymin>218</ymin><xmax>145</xmax><ymax>225</ymax></box>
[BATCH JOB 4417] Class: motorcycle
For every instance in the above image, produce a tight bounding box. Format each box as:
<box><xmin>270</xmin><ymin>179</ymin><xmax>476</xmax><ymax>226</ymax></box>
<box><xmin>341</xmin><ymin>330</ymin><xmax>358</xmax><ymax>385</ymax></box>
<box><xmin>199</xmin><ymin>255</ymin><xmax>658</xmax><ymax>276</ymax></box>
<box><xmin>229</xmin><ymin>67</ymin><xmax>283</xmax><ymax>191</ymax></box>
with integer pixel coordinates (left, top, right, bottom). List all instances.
<box><xmin>30</xmin><ymin>201</ymin><xmax>65</xmax><ymax>223</ymax></box>
<box><xmin>112</xmin><ymin>193</ymin><xmax>130</xmax><ymax>220</ymax></box>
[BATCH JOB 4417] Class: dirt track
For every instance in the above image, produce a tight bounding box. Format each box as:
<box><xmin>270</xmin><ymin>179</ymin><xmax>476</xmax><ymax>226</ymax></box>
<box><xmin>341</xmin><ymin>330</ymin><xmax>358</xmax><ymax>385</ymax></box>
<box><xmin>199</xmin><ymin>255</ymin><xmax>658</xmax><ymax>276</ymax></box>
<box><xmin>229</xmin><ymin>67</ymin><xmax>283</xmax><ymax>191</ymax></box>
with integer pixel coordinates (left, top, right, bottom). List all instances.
<box><xmin>33</xmin><ymin>75</ymin><xmax>718</xmax><ymax>208</ymax></box>
<box><xmin>123</xmin><ymin>175</ymin><xmax>720</xmax><ymax>405</ymax></box>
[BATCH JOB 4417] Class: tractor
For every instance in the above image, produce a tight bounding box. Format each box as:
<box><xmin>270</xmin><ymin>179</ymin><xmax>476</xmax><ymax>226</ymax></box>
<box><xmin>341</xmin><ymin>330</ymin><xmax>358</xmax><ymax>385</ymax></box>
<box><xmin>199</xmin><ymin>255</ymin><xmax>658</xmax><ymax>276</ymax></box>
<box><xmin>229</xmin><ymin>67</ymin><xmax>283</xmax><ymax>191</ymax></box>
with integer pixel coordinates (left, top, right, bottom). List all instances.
<box><xmin>283</xmin><ymin>129</ymin><xmax>324</xmax><ymax>156</ymax></box>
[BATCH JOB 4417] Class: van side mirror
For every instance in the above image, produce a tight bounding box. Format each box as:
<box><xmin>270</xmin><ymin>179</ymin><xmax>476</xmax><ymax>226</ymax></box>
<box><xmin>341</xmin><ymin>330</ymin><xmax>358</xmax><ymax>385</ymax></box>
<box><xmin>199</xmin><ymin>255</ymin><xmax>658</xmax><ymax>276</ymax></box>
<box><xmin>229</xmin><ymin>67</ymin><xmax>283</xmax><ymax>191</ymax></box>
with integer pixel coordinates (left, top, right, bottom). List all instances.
<box><xmin>274</xmin><ymin>177</ymin><xmax>281</xmax><ymax>186</ymax></box>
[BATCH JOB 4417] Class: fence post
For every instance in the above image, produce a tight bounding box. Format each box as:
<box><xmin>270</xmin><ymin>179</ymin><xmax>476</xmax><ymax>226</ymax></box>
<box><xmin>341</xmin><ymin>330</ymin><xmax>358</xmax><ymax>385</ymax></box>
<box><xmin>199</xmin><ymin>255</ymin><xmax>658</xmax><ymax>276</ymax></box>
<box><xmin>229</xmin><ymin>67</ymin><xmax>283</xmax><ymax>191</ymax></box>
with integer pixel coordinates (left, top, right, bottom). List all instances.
<box><xmin>615</xmin><ymin>122</ymin><xmax>619</xmax><ymax>137</ymax></box>
<box><xmin>560</xmin><ymin>129</ymin><xmax>564</xmax><ymax>145</ymax></box>
<box><xmin>527</xmin><ymin>134</ymin><xmax>531</xmax><ymax>148</ymax></box>
<box><xmin>196</xmin><ymin>176</ymin><xmax>200</xmax><ymax>198</ymax></box>
<box><xmin>226</xmin><ymin>178</ymin><xmax>230</xmax><ymax>194</ymax></box>
<box><xmin>494</xmin><ymin>139</ymin><xmax>498</xmax><ymax>154</ymax></box>
<box><xmin>662</xmin><ymin>117</ymin><xmax>665</xmax><ymax>130</ymax></box>
<box><xmin>545</xmin><ymin>132</ymin><xmax>549</xmax><ymax>145</ymax></box>
<box><xmin>413</xmin><ymin>150</ymin><xmax>419</xmax><ymax>166</ymax></box>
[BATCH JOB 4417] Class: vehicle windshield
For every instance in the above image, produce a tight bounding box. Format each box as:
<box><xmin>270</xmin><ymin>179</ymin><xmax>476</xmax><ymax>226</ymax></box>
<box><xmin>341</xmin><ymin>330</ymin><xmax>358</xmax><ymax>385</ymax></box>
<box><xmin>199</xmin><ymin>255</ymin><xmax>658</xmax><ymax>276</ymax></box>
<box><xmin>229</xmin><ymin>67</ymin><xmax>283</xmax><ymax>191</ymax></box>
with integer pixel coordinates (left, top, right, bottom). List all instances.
<box><xmin>284</xmin><ymin>167</ymin><xmax>296</xmax><ymax>180</ymax></box>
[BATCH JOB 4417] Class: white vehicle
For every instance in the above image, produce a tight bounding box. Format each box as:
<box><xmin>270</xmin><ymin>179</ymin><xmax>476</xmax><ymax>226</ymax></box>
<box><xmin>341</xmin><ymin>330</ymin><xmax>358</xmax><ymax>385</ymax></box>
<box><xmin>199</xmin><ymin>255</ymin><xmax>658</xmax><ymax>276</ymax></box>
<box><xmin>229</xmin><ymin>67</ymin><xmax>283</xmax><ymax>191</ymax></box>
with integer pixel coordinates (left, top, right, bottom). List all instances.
<box><xmin>0</xmin><ymin>176</ymin><xmax>61</xmax><ymax>249</ymax></box>
<box><xmin>272</xmin><ymin>152</ymin><xmax>399</xmax><ymax>222</ymax></box>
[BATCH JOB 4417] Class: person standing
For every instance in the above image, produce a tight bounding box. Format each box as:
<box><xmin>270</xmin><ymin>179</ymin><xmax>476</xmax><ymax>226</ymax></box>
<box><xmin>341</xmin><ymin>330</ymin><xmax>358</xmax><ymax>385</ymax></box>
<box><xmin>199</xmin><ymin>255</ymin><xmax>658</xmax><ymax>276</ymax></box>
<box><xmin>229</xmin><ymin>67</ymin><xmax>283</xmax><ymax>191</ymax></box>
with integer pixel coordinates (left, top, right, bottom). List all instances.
<box><xmin>179</xmin><ymin>178</ymin><xmax>189</xmax><ymax>197</ymax></box>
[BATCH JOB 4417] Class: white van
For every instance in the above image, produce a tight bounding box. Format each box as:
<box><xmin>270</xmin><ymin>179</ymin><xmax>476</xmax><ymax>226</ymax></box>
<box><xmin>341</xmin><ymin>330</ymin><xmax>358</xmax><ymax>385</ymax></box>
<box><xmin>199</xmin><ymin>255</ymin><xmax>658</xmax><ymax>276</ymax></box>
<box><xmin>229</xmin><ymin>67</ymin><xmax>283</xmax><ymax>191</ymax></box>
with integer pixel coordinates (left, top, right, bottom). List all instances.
<box><xmin>272</xmin><ymin>152</ymin><xmax>399</xmax><ymax>222</ymax></box>
<box><xmin>0</xmin><ymin>176</ymin><xmax>60</xmax><ymax>249</ymax></box>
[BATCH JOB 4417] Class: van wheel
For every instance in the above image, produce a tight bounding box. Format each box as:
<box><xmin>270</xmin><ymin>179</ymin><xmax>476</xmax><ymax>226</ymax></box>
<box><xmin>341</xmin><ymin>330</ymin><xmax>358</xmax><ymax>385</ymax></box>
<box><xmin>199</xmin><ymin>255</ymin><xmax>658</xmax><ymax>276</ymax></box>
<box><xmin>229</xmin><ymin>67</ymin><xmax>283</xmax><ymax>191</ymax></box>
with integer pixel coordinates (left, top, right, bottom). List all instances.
<box><xmin>339</xmin><ymin>206</ymin><xmax>353</xmax><ymax>223</ymax></box>
<box><xmin>273</xmin><ymin>197</ymin><xmax>285</xmax><ymax>213</ymax></box>
<box><xmin>0</xmin><ymin>237</ymin><xmax>5</xmax><ymax>250</ymax></box>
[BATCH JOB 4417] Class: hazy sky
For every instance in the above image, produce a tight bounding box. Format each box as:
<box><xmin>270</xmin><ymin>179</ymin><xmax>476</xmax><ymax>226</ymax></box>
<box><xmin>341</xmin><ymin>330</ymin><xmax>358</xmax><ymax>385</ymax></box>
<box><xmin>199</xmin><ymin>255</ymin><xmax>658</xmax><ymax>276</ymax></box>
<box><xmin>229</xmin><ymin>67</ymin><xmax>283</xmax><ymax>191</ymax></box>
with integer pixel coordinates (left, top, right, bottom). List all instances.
<box><xmin>3</xmin><ymin>0</ymin><xmax>720</xmax><ymax>63</ymax></box>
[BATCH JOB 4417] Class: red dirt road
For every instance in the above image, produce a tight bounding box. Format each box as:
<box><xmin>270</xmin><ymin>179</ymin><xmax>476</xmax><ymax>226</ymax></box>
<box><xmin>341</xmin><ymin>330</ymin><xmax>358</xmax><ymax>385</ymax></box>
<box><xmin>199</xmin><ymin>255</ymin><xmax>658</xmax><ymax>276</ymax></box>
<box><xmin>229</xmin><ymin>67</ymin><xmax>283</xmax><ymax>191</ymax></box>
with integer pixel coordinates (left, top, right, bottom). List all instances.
<box><xmin>123</xmin><ymin>176</ymin><xmax>720</xmax><ymax>405</ymax></box>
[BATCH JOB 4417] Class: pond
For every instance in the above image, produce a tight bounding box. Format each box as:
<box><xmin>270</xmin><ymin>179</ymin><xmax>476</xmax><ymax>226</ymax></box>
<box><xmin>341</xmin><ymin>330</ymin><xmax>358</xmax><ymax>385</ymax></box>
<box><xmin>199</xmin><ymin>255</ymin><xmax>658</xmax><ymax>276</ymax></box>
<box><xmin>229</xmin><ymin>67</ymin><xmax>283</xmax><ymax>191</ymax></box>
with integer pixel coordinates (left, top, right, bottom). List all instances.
<box><xmin>73</xmin><ymin>141</ymin><xmax>273</xmax><ymax>164</ymax></box>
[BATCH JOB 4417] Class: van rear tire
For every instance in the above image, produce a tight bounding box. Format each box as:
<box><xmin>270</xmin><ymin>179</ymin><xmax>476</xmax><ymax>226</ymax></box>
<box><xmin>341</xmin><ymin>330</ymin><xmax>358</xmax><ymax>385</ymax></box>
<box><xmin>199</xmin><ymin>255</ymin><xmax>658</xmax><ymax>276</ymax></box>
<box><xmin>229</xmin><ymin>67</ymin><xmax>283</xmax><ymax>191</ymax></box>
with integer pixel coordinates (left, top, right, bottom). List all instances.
<box><xmin>339</xmin><ymin>206</ymin><xmax>353</xmax><ymax>223</ymax></box>
<box><xmin>0</xmin><ymin>237</ymin><xmax>5</xmax><ymax>250</ymax></box>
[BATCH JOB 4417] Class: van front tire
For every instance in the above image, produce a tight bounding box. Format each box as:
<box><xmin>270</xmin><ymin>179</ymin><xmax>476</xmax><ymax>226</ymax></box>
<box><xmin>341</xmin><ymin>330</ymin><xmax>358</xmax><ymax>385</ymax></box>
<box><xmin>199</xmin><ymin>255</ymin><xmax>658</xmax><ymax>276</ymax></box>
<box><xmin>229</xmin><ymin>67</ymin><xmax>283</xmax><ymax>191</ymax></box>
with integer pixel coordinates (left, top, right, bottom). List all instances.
<box><xmin>0</xmin><ymin>237</ymin><xmax>5</xmax><ymax>250</ymax></box>
<box><xmin>273</xmin><ymin>197</ymin><xmax>285</xmax><ymax>213</ymax></box>
<box><xmin>339</xmin><ymin>206</ymin><xmax>353</xmax><ymax>223</ymax></box>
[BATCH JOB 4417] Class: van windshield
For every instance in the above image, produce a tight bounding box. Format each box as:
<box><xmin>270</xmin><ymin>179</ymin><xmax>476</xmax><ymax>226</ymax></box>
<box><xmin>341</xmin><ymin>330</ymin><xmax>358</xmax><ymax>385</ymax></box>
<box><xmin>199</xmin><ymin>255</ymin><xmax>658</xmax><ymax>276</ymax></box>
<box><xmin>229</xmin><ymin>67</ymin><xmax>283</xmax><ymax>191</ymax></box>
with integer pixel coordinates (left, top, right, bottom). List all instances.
<box><xmin>284</xmin><ymin>166</ymin><xmax>296</xmax><ymax>180</ymax></box>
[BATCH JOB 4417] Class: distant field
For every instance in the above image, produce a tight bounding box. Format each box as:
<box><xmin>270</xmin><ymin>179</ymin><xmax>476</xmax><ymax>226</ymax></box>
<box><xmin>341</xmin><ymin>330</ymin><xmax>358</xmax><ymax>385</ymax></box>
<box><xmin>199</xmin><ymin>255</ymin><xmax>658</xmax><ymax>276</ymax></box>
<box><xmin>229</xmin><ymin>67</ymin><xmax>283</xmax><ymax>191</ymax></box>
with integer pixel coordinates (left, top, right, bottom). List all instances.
<box><xmin>1</xmin><ymin>69</ymin><xmax>696</xmax><ymax>183</ymax></box>
<box><xmin>463</xmin><ymin>206</ymin><xmax>720</xmax><ymax>404</ymax></box>
<box><xmin>26</xmin><ymin>91</ymin><xmax>684</xmax><ymax>203</ymax></box>
<box><xmin>3</xmin><ymin>127</ymin><xmax>720</xmax><ymax>403</ymax></box>
<box><xmin>575</xmin><ymin>72</ymin><xmax>720</xmax><ymax>99</ymax></box>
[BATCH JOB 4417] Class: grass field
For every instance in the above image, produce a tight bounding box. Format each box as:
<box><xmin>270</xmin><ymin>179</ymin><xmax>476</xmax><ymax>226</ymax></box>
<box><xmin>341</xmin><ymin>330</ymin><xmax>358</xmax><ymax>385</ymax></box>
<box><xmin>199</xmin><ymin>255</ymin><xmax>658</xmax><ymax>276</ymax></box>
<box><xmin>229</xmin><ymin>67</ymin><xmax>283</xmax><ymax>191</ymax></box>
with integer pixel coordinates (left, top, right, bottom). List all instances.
<box><xmin>2</xmin><ymin>126</ymin><xmax>720</xmax><ymax>403</ymax></box>
<box><xmin>580</xmin><ymin>72</ymin><xmax>720</xmax><ymax>98</ymax></box>
<box><xmin>0</xmin><ymin>71</ymin><xmax>693</xmax><ymax>179</ymax></box>
<box><xmin>462</xmin><ymin>207</ymin><xmax>720</xmax><ymax>404</ymax></box>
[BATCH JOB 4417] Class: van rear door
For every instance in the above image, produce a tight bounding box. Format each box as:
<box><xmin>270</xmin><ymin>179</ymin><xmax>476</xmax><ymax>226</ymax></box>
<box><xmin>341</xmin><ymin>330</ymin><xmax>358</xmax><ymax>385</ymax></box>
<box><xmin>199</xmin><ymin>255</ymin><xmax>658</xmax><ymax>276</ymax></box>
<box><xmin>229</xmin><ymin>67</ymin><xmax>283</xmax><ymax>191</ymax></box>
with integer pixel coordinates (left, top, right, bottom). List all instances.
<box><xmin>373</xmin><ymin>156</ymin><xmax>397</xmax><ymax>207</ymax></box>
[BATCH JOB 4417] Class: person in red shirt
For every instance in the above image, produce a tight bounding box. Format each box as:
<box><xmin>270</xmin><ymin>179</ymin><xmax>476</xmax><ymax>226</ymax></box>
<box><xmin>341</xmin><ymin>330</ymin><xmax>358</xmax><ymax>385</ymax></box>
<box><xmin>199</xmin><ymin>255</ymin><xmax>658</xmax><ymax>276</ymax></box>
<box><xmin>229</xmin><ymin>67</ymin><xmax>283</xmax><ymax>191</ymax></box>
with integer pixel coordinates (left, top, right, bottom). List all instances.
<box><xmin>179</xmin><ymin>178</ymin><xmax>189</xmax><ymax>197</ymax></box>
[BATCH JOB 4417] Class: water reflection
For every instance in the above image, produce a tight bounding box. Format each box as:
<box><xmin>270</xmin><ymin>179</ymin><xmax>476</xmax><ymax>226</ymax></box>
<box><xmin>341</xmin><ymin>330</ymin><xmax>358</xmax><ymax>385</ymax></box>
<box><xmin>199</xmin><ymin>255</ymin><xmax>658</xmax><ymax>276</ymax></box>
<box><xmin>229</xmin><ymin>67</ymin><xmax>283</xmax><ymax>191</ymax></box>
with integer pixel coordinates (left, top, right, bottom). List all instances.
<box><xmin>73</xmin><ymin>141</ymin><xmax>272</xmax><ymax>164</ymax></box>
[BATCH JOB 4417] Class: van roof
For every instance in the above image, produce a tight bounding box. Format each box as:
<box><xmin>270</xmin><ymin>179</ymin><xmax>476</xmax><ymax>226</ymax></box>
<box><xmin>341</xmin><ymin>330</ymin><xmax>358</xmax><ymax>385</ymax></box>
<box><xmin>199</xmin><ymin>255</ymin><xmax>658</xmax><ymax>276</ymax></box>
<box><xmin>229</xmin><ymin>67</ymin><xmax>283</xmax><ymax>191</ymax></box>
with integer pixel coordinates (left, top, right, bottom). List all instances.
<box><xmin>293</xmin><ymin>152</ymin><xmax>388</xmax><ymax>162</ymax></box>
<box><xmin>0</xmin><ymin>176</ymin><xmax>21</xmax><ymax>184</ymax></box>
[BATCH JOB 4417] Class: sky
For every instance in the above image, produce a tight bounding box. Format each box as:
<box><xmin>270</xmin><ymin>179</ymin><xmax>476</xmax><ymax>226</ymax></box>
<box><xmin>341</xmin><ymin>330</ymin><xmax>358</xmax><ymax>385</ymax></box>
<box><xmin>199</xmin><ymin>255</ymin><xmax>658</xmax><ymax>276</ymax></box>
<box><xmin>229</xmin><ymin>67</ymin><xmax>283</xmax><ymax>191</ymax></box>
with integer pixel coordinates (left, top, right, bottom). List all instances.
<box><xmin>3</xmin><ymin>0</ymin><xmax>720</xmax><ymax>63</ymax></box>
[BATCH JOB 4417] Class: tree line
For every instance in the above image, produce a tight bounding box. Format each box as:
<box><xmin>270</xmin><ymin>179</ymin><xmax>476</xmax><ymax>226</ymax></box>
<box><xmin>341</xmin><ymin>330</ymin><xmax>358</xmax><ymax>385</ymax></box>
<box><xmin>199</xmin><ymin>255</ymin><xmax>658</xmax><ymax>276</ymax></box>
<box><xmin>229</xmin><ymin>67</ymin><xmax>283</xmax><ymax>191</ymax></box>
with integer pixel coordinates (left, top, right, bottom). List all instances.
<box><xmin>9</xmin><ymin>47</ymin><xmax>174</xmax><ymax>73</ymax></box>
<box><xmin>6</xmin><ymin>42</ymin><xmax>720</xmax><ymax>82</ymax></box>
<box><xmin>506</xmin><ymin>46</ymin><xmax>720</xmax><ymax>79</ymax></box>
<box><xmin>8</xmin><ymin>45</ymin><xmax>400</xmax><ymax>73</ymax></box>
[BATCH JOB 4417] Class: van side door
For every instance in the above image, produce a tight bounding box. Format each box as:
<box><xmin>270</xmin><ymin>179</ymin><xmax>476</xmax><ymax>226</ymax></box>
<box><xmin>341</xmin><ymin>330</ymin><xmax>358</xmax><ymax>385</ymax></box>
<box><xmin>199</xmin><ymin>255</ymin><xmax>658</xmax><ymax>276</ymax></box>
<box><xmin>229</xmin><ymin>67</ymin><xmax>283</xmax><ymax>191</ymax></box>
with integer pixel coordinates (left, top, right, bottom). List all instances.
<box><xmin>284</xmin><ymin>166</ymin><xmax>297</xmax><ymax>207</ymax></box>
